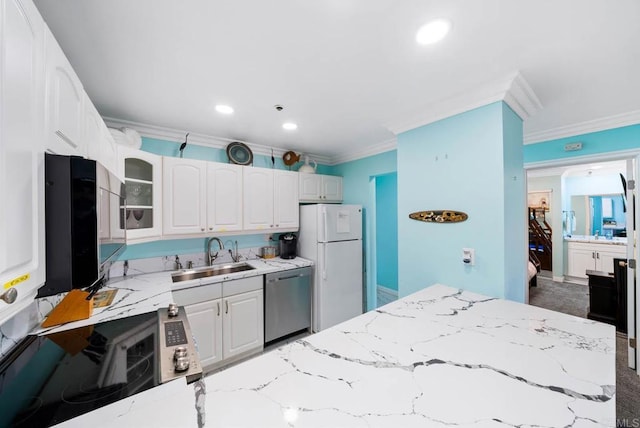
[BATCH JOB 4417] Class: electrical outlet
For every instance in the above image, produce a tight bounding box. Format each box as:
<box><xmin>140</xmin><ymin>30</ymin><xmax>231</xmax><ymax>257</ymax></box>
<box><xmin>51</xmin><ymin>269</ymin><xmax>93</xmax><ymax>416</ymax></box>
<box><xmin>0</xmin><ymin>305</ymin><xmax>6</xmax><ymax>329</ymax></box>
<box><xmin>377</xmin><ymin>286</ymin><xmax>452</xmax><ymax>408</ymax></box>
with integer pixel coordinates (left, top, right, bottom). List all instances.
<box><xmin>463</xmin><ymin>248</ymin><xmax>475</xmax><ymax>266</ymax></box>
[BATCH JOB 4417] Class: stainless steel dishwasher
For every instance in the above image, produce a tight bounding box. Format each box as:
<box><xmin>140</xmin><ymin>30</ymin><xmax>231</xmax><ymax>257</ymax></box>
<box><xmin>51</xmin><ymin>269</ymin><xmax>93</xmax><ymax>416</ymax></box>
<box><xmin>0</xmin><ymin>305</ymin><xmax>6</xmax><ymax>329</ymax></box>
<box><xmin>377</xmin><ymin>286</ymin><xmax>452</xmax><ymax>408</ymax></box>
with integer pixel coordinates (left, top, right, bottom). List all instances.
<box><xmin>265</xmin><ymin>266</ymin><xmax>312</xmax><ymax>343</ymax></box>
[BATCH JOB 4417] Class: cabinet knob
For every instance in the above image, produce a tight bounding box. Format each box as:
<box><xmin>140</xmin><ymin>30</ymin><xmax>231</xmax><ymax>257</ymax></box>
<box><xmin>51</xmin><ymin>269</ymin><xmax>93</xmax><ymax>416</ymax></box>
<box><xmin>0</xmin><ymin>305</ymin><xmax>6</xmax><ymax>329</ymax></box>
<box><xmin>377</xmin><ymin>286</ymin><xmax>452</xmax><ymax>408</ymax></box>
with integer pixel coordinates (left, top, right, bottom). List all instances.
<box><xmin>0</xmin><ymin>288</ymin><xmax>17</xmax><ymax>305</ymax></box>
<box><xmin>201</xmin><ymin>228</ymin><xmax>205</xmax><ymax>231</ymax></box>
<box><xmin>275</xmin><ymin>224</ymin><xmax>279</xmax><ymax>227</ymax></box>
<box><xmin>270</xmin><ymin>225</ymin><xmax>274</xmax><ymax>228</ymax></box>
<box><xmin>209</xmin><ymin>227</ymin><xmax>213</xmax><ymax>231</ymax></box>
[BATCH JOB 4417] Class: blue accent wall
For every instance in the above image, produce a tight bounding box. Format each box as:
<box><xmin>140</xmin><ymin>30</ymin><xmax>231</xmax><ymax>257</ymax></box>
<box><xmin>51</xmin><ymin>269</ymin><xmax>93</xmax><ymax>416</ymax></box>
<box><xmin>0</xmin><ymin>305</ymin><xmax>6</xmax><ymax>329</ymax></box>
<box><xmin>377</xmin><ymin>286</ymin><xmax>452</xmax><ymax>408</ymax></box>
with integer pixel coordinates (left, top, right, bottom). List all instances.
<box><xmin>117</xmin><ymin>136</ymin><xmax>332</xmax><ymax>260</ymax></box>
<box><xmin>524</xmin><ymin>124</ymin><xmax>640</xmax><ymax>164</ymax></box>
<box><xmin>501</xmin><ymin>103</ymin><xmax>526</xmax><ymax>302</ymax></box>
<box><xmin>141</xmin><ymin>137</ymin><xmax>333</xmax><ymax>174</ymax></box>
<box><xmin>375</xmin><ymin>173</ymin><xmax>398</xmax><ymax>291</ymax></box>
<box><xmin>331</xmin><ymin>150</ymin><xmax>397</xmax><ymax>310</ymax></box>
<box><xmin>397</xmin><ymin>102</ymin><xmax>525</xmax><ymax>301</ymax></box>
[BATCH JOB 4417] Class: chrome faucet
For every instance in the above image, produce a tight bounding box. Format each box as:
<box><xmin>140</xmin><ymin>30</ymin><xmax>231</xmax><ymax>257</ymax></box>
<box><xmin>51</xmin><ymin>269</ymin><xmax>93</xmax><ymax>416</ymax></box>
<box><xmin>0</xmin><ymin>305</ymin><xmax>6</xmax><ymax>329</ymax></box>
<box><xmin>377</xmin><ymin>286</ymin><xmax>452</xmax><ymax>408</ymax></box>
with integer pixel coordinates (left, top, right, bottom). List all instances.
<box><xmin>232</xmin><ymin>240</ymin><xmax>240</xmax><ymax>262</ymax></box>
<box><xmin>206</xmin><ymin>237</ymin><xmax>224</xmax><ymax>266</ymax></box>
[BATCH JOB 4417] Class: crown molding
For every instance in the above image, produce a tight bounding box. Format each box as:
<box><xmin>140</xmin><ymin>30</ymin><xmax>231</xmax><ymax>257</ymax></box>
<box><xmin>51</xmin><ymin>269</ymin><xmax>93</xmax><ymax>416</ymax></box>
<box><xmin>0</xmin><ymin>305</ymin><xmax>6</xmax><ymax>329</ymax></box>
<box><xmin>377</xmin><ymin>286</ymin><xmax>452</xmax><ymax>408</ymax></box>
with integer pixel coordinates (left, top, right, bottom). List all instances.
<box><xmin>384</xmin><ymin>72</ymin><xmax>542</xmax><ymax>135</ymax></box>
<box><xmin>503</xmin><ymin>73</ymin><xmax>543</xmax><ymax>121</ymax></box>
<box><xmin>523</xmin><ymin>110</ymin><xmax>640</xmax><ymax>145</ymax></box>
<box><xmin>103</xmin><ymin>116</ymin><xmax>333</xmax><ymax>165</ymax></box>
<box><xmin>329</xmin><ymin>138</ymin><xmax>397</xmax><ymax>165</ymax></box>
<box><xmin>524</xmin><ymin>148</ymin><xmax>640</xmax><ymax>170</ymax></box>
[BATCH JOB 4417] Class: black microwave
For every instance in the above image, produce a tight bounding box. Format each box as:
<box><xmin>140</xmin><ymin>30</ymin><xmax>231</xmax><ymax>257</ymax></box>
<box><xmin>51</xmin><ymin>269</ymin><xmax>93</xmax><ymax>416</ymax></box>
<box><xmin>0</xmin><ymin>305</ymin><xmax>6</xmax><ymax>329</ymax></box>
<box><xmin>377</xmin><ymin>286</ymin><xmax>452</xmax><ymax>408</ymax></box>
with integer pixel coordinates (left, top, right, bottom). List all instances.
<box><xmin>38</xmin><ymin>153</ymin><xmax>126</xmax><ymax>297</ymax></box>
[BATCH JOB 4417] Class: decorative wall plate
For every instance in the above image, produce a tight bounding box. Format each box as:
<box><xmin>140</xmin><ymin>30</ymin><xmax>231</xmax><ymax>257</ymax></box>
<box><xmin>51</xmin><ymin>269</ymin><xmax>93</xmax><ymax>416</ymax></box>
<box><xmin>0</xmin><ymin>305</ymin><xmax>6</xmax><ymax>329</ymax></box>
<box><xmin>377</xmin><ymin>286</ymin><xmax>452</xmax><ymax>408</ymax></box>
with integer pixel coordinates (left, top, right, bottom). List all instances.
<box><xmin>226</xmin><ymin>142</ymin><xmax>253</xmax><ymax>165</ymax></box>
<box><xmin>409</xmin><ymin>210</ymin><xmax>468</xmax><ymax>223</ymax></box>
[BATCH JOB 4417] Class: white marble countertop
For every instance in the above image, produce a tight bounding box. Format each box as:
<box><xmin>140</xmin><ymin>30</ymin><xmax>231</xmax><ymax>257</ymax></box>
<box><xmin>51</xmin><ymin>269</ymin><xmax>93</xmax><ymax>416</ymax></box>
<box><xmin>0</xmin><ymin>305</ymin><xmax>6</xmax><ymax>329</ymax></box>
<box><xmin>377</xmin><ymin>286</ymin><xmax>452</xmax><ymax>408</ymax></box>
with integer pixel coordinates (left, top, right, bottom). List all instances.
<box><xmin>565</xmin><ymin>235</ymin><xmax>627</xmax><ymax>245</ymax></box>
<box><xmin>35</xmin><ymin>256</ymin><xmax>313</xmax><ymax>335</ymax></box>
<box><xmin>58</xmin><ymin>284</ymin><xmax>616</xmax><ymax>428</ymax></box>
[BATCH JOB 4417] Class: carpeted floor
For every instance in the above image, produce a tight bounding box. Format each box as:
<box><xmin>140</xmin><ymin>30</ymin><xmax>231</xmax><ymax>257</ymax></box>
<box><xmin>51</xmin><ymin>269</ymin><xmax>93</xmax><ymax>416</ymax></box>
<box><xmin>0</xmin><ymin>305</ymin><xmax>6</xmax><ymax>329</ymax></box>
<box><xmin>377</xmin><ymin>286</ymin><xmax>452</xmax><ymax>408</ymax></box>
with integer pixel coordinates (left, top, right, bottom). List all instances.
<box><xmin>529</xmin><ymin>273</ymin><xmax>640</xmax><ymax>423</ymax></box>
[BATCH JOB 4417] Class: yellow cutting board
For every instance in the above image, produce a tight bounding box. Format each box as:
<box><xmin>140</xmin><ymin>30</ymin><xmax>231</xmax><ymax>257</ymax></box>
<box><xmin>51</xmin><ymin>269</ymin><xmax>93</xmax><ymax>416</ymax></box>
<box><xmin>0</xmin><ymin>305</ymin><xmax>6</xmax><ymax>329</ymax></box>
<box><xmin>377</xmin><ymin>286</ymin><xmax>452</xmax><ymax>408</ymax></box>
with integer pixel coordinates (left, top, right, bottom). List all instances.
<box><xmin>42</xmin><ymin>289</ymin><xmax>94</xmax><ymax>328</ymax></box>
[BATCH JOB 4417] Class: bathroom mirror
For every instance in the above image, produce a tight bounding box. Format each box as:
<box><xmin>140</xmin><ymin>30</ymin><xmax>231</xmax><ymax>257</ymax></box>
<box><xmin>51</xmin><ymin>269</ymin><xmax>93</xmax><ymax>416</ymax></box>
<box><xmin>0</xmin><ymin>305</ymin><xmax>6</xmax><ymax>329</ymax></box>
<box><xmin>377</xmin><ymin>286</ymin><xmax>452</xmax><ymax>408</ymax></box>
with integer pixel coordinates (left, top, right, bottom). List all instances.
<box><xmin>570</xmin><ymin>193</ymin><xmax>626</xmax><ymax>236</ymax></box>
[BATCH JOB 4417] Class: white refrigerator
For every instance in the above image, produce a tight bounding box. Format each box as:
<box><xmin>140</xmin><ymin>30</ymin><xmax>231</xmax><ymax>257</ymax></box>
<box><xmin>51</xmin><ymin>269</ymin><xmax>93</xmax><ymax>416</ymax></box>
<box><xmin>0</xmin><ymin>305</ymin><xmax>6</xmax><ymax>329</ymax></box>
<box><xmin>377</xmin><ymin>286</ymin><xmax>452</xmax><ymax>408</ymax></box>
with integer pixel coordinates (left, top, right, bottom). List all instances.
<box><xmin>299</xmin><ymin>204</ymin><xmax>363</xmax><ymax>332</ymax></box>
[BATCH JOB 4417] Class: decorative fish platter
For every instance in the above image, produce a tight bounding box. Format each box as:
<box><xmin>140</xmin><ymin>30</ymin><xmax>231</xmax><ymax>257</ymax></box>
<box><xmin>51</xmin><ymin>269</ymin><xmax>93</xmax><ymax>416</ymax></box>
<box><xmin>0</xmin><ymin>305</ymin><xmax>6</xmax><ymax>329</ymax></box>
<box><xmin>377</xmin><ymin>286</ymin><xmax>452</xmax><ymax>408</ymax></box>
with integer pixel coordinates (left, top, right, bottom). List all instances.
<box><xmin>409</xmin><ymin>210</ymin><xmax>468</xmax><ymax>223</ymax></box>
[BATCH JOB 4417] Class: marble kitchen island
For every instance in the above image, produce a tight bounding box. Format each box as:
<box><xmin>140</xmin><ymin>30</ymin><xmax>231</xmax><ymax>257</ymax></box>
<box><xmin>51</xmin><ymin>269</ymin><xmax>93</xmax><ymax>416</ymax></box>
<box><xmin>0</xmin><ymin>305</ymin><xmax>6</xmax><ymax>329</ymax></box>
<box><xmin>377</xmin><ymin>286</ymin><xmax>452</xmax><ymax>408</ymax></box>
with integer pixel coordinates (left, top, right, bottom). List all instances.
<box><xmin>59</xmin><ymin>283</ymin><xmax>615</xmax><ymax>427</ymax></box>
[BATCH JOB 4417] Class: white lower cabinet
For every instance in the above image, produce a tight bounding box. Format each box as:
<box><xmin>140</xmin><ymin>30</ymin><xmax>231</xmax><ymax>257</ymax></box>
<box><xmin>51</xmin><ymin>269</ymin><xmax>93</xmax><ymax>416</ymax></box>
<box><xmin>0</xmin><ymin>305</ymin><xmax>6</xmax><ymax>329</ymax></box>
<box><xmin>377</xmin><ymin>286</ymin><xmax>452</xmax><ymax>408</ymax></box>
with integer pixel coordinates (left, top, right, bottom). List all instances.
<box><xmin>183</xmin><ymin>299</ymin><xmax>223</xmax><ymax>368</ymax></box>
<box><xmin>174</xmin><ymin>275</ymin><xmax>263</xmax><ymax>372</ymax></box>
<box><xmin>566</xmin><ymin>241</ymin><xmax>627</xmax><ymax>278</ymax></box>
<box><xmin>223</xmin><ymin>289</ymin><xmax>264</xmax><ymax>359</ymax></box>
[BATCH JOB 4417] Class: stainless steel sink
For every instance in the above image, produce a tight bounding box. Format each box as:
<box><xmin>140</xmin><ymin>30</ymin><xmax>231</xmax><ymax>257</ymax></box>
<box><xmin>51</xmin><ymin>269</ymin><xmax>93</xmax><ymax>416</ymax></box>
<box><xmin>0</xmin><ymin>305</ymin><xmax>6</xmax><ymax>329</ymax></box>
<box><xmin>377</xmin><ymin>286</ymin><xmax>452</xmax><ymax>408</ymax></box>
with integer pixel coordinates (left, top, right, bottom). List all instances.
<box><xmin>171</xmin><ymin>262</ymin><xmax>256</xmax><ymax>283</ymax></box>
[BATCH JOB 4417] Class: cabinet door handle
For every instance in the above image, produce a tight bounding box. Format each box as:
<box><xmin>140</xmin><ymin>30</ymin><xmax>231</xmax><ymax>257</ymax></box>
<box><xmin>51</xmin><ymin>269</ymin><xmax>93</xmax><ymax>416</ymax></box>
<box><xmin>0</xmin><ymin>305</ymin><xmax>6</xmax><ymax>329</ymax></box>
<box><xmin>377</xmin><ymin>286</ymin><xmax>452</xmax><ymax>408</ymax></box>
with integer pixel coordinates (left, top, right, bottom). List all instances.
<box><xmin>209</xmin><ymin>227</ymin><xmax>213</xmax><ymax>231</ymax></box>
<box><xmin>592</xmin><ymin>252</ymin><xmax>595</xmax><ymax>259</ymax></box>
<box><xmin>201</xmin><ymin>228</ymin><xmax>205</xmax><ymax>231</ymax></box>
<box><xmin>596</xmin><ymin>252</ymin><xmax>600</xmax><ymax>259</ymax></box>
<box><xmin>55</xmin><ymin>130</ymin><xmax>78</xmax><ymax>148</ymax></box>
<box><xmin>217</xmin><ymin>301</ymin><xmax>220</xmax><ymax>316</ymax></box>
<box><xmin>225</xmin><ymin>300</ymin><xmax>229</xmax><ymax>314</ymax></box>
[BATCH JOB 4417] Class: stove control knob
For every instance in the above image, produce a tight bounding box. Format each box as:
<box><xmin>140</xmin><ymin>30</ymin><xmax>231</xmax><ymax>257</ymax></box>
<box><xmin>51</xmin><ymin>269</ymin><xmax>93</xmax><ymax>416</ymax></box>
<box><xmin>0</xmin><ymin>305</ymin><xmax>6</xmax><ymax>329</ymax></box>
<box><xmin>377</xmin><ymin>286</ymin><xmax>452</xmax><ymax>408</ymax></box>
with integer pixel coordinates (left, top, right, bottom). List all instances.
<box><xmin>175</xmin><ymin>356</ymin><xmax>190</xmax><ymax>372</ymax></box>
<box><xmin>174</xmin><ymin>346</ymin><xmax>188</xmax><ymax>360</ymax></box>
<box><xmin>168</xmin><ymin>303</ymin><xmax>179</xmax><ymax>317</ymax></box>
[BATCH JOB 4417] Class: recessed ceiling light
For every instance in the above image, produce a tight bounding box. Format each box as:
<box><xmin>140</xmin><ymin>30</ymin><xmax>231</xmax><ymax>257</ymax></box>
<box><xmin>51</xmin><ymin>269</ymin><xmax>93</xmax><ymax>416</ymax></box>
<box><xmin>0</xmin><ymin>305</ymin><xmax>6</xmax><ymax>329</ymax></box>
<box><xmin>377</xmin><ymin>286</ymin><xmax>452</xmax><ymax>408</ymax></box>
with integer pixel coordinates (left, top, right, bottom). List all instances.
<box><xmin>416</xmin><ymin>19</ymin><xmax>451</xmax><ymax>45</ymax></box>
<box><xmin>215</xmin><ymin>104</ymin><xmax>234</xmax><ymax>114</ymax></box>
<box><xmin>283</xmin><ymin>122</ymin><xmax>298</xmax><ymax>130</ymax></box>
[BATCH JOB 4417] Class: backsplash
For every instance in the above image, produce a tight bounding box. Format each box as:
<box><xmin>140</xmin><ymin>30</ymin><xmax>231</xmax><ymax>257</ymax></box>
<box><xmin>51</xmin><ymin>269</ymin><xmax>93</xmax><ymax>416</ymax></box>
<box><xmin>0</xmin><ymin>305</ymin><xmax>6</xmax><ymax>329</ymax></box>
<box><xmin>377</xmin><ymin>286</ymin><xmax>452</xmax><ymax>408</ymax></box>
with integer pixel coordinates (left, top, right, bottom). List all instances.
<box><xmin>108</xmin><ymin>245</ymin><xmax>271</xmax><ymax>279</ymax></box>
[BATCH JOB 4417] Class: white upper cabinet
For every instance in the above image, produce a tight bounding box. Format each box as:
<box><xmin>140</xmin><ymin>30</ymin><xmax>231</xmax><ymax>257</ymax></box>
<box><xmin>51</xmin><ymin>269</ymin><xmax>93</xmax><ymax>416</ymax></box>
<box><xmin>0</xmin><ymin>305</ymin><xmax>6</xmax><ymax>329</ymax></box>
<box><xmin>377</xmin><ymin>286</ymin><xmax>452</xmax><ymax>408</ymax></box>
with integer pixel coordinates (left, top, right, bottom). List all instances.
<box><xmin>120</xmin><ymin>147</ymin><xmax>163</xmax><ymax>241</ymax></box>
<box><xmin>83</xmin><ymin>92</ymin><xmax>119</xmax><ymax>177</ymax></box>
<box><xmin>207</xmin><ymin>163</ymin><xmax>243</xmax><ymax>233</ymax></box>
<box><xmin>299</xmin><ymin>173</ymin><xmax>322</xmax><ymax>201</ymax></box>
<box><xmin>244</xmin><ymin>167</ymin><xmax>299</xmax><ymax>232</ymax></box>
<box><xmin>99</xmin><ymin>124</ymin><xmax>118</xmax><ymax>178</ymax></box>
<box><xmin>299</xmin><ymin>173</ymin><xmax>342</xmax><ymax>202</ymax></box>
<box><xmin>163</xmin><ymin>157</ymin><xmax>208</xmax><ymax>235</ymax></box>
<box><xmin>243</xmin><ymin>167</ymin><xmax>275</xmax><ymax>230</ymax></box>
<box><xmin>322</xmin><ymin>175</ymin><xmax>343</xmax><ymax>202</ymax></box>
<box><xmin>84</xmin><ymin>93</ymin><xmax>103</xmax><ymax>160</ymax></box>
<box><xmin>44</xmin><ymin>25</ymin><xmax>84</xmax><ymax>156</ymax></box>
<box><xmin>0</xmin><ymin>0</ymin><xmax>46</xmax><ymax>320</ymax></box>
<box><xmin>273</xmin><ymin>170</ymin><xmax>299</xmax><ymax>230</ymax></box>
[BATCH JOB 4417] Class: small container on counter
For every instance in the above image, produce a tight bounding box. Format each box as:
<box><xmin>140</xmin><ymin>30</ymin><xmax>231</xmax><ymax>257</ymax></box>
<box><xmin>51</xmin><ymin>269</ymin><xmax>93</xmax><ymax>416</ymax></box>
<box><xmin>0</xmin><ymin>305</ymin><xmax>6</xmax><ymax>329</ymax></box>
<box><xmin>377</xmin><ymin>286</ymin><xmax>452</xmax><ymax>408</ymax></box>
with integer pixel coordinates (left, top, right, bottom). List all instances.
<box><xmin>260</xmin><ymin>246</ymin><xmax>277</xmax><ymax>259</ymax></box>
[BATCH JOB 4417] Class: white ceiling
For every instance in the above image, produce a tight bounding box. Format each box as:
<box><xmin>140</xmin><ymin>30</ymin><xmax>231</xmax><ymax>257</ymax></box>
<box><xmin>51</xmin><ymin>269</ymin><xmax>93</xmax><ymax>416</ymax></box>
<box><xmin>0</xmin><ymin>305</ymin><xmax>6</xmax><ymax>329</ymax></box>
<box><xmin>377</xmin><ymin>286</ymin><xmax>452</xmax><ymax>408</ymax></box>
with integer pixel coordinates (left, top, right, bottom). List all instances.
<box><xmin>34</xmin><ymin>0</ymin><xmax>640</xmax><ymax>162</ymax></box>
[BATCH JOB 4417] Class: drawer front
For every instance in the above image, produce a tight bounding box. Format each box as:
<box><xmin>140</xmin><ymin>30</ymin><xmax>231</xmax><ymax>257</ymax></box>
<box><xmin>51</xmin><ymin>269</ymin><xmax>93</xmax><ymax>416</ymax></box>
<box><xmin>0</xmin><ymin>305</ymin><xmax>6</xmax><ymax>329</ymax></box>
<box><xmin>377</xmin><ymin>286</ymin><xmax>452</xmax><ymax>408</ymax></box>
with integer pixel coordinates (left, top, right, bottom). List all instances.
<box><xmin>172</xmin><ymin>282</ymin><xmax>223</xmax><ymax>306</ymax></box>
<box><xmin>223</xmin><ymin>275</ymin><xmax>263</xmax><ymax>297</ymax></box>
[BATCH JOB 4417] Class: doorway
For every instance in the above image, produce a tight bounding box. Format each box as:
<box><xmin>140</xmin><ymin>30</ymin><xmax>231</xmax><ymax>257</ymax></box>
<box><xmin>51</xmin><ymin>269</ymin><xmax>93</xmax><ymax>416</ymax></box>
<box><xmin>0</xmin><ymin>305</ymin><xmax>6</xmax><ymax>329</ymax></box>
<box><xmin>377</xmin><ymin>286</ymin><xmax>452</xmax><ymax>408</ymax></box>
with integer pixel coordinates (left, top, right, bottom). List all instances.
<box><xmin>367</xmin><ymin>172</ymin><xmax>398</xmax><ymax>309</ymax></box>
<box><xmin>526</xmin><ymin>154</ymin><xmax>638</xmax><ymax>373</ymax></box>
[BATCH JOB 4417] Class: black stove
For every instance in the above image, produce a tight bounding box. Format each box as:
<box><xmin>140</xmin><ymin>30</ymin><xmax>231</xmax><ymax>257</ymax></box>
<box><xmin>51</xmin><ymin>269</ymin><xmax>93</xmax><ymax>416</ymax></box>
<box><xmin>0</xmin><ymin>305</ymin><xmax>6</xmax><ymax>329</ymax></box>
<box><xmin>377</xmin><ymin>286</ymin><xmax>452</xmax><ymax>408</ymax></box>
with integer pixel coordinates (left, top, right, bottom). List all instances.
<box><xmin>0</xmin><ymin>308</ymin><xmax>201</xmax><ymax>427</ymax></box>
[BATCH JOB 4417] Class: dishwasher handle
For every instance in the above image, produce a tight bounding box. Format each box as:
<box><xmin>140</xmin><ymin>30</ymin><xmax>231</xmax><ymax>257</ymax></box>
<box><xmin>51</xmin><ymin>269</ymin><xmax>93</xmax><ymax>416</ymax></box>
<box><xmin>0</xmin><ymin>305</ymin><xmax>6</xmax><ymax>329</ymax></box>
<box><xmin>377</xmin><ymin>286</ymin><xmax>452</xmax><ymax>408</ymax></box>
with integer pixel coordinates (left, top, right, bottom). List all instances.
<box><xmin>266</xmin><ymin>268</ymin><xmax>312</xmax><ymax>283</ymax></box>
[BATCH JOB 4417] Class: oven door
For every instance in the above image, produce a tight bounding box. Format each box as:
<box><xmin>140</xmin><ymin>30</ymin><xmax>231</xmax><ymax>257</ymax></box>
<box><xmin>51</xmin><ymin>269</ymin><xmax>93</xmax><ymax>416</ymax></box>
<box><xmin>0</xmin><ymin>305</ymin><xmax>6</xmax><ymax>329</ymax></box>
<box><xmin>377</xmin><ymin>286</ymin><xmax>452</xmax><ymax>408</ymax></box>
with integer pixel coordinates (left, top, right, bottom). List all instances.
<box><xmin>0</xmin><ymin>312</ymin><xmax>160</xmax><ymax>428</ymax></box>
<box><xmin>98</xmin><ymin>316</ymin><xmax>158</xmax><ymax>395</ymax></box>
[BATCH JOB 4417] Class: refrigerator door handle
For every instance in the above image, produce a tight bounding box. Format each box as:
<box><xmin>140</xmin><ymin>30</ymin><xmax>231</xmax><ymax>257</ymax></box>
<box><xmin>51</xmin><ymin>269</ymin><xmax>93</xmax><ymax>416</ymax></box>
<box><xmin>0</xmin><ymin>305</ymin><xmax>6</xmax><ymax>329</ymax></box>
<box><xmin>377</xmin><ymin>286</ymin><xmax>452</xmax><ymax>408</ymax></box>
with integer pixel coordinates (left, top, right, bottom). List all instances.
<box><xmin>322</xmin><ymin>244</ymin><xmax>327</xmax><ymax>280</ymax></box>
<box><xmin>322</xmin><ymin>208</ymin><xmax>328</xmax><ymax>243</ymax></box>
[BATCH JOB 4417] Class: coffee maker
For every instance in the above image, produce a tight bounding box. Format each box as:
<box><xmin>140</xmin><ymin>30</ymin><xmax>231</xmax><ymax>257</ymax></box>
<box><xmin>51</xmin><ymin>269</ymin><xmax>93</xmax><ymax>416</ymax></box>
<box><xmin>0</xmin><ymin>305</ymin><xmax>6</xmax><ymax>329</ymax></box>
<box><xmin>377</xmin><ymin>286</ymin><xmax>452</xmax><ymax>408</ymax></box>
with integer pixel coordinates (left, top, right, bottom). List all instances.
<box><xmin>279</xmin><ymin>233</ymin><xmax>297</xmax><ymax>259</ymax></box>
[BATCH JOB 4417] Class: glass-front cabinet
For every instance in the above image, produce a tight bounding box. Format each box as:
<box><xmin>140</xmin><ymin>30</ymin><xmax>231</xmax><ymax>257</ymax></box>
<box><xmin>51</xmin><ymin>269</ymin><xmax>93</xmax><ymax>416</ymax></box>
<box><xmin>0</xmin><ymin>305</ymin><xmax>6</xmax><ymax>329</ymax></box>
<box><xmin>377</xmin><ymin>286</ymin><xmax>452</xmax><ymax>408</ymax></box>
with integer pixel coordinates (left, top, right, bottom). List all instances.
<box><xmin>118</xmin><ymin>147</ymin><xmax>162</xmax><ymax>242</ymax></box>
